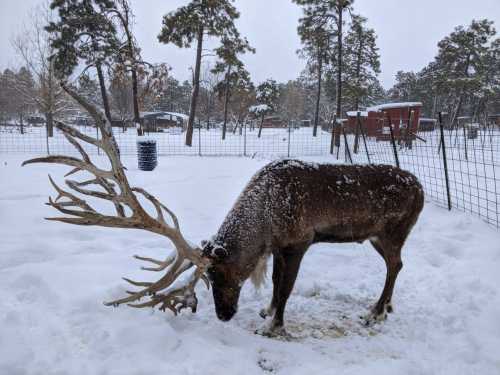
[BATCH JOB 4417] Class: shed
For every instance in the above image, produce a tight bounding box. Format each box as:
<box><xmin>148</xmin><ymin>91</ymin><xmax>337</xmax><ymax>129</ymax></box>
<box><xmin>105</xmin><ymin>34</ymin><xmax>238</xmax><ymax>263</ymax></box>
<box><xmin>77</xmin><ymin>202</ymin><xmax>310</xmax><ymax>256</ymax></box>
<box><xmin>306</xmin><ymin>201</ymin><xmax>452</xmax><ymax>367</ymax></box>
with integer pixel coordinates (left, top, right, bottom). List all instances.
<box><xmin>346</xmin><ymin>102</ymin><xmax>422</xmax><ymax>141</ymax></box>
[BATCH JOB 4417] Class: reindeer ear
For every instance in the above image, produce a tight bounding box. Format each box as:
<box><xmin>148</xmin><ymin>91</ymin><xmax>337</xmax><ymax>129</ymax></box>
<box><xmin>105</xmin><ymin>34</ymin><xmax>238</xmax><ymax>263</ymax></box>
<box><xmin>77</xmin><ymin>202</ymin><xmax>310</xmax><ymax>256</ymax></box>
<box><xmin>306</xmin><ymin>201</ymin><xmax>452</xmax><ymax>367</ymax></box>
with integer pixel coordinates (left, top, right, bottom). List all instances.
<box><xmin>201</xmin><ymin>240</ymin><xmax>228</xmax><ymax>259</ymax></box>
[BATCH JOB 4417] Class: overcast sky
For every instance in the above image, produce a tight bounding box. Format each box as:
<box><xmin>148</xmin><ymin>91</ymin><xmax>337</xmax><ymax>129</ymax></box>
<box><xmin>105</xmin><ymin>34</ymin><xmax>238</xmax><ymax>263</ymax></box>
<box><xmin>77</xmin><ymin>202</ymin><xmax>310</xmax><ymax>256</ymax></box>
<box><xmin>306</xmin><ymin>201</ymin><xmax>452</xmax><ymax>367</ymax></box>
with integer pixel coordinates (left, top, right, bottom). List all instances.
<box><xmin>1</xmin><ymin>0</ymin><xmax>499</xmax><ymax>89</ymax></box>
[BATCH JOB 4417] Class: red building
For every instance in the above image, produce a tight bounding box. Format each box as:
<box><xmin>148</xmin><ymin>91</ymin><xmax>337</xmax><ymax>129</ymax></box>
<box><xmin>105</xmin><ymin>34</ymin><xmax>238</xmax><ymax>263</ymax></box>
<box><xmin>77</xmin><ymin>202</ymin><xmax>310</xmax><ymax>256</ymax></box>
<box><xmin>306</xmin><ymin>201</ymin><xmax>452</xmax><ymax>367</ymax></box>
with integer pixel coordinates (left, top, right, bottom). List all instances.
<box><xmin>346</xmin><ymin>102</ymin><xmax>422</xmax><ymax>141</ymax></box>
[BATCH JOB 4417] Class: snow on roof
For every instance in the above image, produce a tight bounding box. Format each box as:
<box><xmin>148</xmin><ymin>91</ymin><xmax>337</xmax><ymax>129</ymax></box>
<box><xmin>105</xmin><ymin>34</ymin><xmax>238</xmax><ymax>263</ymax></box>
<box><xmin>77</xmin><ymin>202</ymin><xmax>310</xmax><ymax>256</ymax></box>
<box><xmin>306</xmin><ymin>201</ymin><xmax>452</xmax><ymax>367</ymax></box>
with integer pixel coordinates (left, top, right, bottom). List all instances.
<box><xmin>165</xmin><ymin>112</ymin><xmax>189</xmax><ymax>120</ymax></box>
<box><xmin>346</xmin><ymin>111</ymin><xmax>368</xmax><ymax>117</ymax></box>
<box><xmin>367</xmin><ymin>102</ymin><xmax>423</xmax><ymax>111</ymax></box>
<box><xmin>140</xmin><ymin>111</ymin><xmax>188</xmax><ymax>120</ymax></box>
<box><xmin>249</xmin><ymin>104</ymin><xmax>271</xmax><ymax>114</ymax></box>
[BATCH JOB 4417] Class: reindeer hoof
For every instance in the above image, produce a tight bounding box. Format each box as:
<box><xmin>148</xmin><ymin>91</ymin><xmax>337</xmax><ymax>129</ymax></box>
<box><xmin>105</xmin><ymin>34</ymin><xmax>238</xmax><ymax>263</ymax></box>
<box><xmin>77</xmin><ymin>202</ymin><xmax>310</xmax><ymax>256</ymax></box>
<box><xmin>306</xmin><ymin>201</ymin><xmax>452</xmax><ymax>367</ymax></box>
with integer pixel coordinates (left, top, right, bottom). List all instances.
<box><xmin>360</xmin><ymin>310</ymin><xmax>387</xmax><ymax>327</ymax></box>
<box><xmin>386</xmin><ymin>302</ymin><xmax>394</xmax><ymax>313</ymax></box>
<box><xmin>255</xmin><ymin>325</ymin><xmax>290</xmax><ymax>339</ymax></box>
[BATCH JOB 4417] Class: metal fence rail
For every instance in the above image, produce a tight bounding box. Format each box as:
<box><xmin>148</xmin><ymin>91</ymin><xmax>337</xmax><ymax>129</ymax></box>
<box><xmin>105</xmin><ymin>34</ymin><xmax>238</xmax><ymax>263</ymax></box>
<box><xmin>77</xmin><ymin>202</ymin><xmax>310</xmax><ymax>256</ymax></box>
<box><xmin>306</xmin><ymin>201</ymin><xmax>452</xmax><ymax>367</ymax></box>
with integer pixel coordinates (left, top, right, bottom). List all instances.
<box><xmin>1</xmin><ymin>118</ymin><xmax>499</xmax><ymax>229</ymax></box>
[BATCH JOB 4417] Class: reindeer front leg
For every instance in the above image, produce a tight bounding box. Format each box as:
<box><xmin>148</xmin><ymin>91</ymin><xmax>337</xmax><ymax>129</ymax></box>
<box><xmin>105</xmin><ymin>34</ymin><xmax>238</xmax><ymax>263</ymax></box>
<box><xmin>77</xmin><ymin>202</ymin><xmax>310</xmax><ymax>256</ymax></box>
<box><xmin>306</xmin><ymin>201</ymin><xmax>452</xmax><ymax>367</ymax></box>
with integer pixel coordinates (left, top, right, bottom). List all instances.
<box><xmin>259</xmin><ymin>252</ymin><xmax>284</xmax><ymax>319</ymax></box>
<box><xmin>258</xmin><ymin>244</ymin><xmax>308</xmax><ymax>337</ymax></box>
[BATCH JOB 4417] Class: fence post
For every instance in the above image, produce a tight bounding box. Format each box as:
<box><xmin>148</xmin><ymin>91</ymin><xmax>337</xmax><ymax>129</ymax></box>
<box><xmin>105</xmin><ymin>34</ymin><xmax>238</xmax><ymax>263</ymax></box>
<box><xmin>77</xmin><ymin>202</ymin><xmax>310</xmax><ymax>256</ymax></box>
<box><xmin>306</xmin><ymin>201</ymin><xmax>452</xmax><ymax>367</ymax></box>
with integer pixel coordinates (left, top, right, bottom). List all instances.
<box><xmin>342</xmin><ymin>126</ymin><xmax>353</xmax><ymax>163</ymax></box>
<box><xmin>198</xmin><ymin>121</ymin><xmax>202</xmax><ymax>156</ymax></box>
<box><xmin>462</xmin><ymin>121</ymin><xmax>468</xmax><ymax>161</ymax></box>
<box><xmin>438</xmin><ymin>112</ymin><xmax>452</xmax><ymax>211</ymax></box>
<box><xmin>353</xmin><ymin>112</ymin><xmax>361</xmax><ymax>154</ymax></box>
<box><xmin>46</xmin><ymin>127</ymin><xmax>50</xmax><ymax>155</ymax></box>
<box><xmin>330</xmin><ymin>115</ymin><xmax>336</xmax><ymax>154</ymax></box>
<box><xmin>243</xmin><ymin>121</ymin><xmax>247</xmax><ymax>157</ymax></box>
<box><xmin>387</xmin><ymin>113</ymin><xmax>400</xmax><ymax>168</ymax></box>
<box><xmin>360</xmin><ymin>119</ymin><xmax>371</xmax><ymax>164</ymax></box>
<box><xmin>287</xmin><ymin>120</ymin><xmax>291</xmax><ymax>158</ymax></box>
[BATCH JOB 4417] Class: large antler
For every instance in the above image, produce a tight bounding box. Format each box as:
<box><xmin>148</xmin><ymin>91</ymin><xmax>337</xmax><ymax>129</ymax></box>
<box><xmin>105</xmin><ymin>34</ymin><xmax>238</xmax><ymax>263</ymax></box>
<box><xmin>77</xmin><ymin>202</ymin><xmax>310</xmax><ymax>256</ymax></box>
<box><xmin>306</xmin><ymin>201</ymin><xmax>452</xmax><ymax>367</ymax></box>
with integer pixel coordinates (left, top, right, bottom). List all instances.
<box><xmin>23</xmin><ymin>83</ymin><xmax>210</xmax><ymax>315</ymax></box>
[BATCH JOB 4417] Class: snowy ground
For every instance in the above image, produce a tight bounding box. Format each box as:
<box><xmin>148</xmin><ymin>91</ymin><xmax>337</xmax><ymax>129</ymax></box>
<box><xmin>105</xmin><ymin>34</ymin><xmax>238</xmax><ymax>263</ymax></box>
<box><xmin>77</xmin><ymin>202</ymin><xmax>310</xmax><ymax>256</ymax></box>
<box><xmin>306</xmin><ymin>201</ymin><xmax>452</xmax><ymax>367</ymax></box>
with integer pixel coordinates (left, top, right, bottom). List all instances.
<box><xmin>1</xmin><ymin>154</ymin><xmax>500</xmax><ymax>375</ymax></box>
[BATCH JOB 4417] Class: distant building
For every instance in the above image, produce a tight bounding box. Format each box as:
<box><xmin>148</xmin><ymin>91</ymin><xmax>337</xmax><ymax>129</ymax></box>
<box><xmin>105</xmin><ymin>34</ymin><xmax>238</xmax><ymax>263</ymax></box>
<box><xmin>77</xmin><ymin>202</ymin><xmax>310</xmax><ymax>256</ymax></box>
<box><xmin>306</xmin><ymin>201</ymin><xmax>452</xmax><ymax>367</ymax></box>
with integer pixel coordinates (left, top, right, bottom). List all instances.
<box><xmin>261</xmin><ymin>116</ymin><xmax>286</xmax><ymax>128</ymax></box>
<box><xmin>346</xmin><ymin>102</ymin><xmax>422</xmax><ymax>141</ymax></box>
<box><xmin>140</xmin><ymin>111</ymin><xmax>188</xmax><ymax>132</ymax></box>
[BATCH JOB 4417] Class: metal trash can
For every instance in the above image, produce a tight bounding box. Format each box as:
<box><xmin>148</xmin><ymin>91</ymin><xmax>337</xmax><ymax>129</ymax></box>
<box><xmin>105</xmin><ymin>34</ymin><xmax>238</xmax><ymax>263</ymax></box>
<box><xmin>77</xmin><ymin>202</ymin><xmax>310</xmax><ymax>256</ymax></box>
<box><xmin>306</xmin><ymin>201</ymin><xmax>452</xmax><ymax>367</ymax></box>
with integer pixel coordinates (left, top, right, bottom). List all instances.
<box><xmin>137</xmin><ymin>139</ymin><xmax>158</xmax><ymax>171</ymax></box>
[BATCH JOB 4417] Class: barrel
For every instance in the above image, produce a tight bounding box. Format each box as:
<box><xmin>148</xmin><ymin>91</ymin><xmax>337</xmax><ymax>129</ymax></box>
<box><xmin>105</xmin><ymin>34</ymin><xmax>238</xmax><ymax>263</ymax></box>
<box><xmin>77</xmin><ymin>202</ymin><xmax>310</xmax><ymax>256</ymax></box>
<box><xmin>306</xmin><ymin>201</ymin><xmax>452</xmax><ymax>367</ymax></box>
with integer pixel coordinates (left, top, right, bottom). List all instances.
<box><xmin>137</xmin><ymin>139</ymin><xmax>158</xmax><ymax>171</ymax></box>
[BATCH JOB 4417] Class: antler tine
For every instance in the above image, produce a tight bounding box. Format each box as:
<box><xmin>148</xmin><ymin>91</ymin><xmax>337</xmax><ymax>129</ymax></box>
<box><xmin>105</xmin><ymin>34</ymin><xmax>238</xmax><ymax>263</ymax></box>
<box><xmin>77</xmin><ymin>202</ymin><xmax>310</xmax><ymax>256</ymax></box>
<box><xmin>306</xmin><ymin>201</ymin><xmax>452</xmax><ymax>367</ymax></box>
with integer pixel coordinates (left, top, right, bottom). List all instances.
<box><xmin>134</xmin><ymin>253</ymin><xmax>176</xmax><ymax>272</ymax></box>
<box><xmin>62</xmin><ymin>131</ymin><xmax>91</xmax><ymax>163</ymax></box>
<box><xmin>132</xmin><ymin>187</ymin><xmax>180</xmax><ymax>230</ymax></box>
<box><xmin>65</xmin><ymin>179</ymin><xmax>122</xmax><ymax>202</ymax></box>
<box><xmin>47</xmin><ymin>174</ymin><xmax>95</xmax><ymax>212</ymax></box>
<box><xmin>54</xmin><ymin>120</ymin><xmax>101</xmax><ymax>148</ymax></box>
<box><xmin>22</xmin><ymin>156</ymin><xmax>115</xmax><ymax>181</ymax></box>
<box><xmin>104</xmin><ymin>257</ymin><xmax>195</xmax><ymax>307</ymax></box>
<box><xmin>126</xmin><ymin>267</ymin><xmax>204</xmax><ymax>314</ymax></box>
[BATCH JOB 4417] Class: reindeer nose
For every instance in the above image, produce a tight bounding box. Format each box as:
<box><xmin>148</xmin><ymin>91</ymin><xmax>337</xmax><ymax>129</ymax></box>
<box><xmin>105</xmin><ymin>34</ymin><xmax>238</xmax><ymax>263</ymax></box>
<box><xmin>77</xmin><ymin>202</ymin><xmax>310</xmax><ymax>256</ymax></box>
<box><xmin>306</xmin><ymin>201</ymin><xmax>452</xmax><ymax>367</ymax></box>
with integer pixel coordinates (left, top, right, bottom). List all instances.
<box><xmin>216</xmin><ymin>306</ymin><xmax>237</xmax><ymax>321</ymax></box>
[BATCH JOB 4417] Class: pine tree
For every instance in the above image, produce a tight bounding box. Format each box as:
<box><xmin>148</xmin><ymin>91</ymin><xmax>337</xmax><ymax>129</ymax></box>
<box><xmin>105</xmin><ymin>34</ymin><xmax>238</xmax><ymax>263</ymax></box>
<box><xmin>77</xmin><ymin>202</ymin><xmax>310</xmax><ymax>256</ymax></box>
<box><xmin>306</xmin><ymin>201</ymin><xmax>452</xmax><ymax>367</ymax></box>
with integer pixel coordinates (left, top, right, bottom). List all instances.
<box><xmin>388</xmin><ymin>71</ymin><xmax>418</xmax><ymax>102</ymax></box>
<box><xmin>46</xmin><ymin>0</ymin><xmax>119</xmax><ymax>122</ymax></box>
<box><xmin>77</xmin><ymin>73</ymin><xmax>103</xmax><ymax>108</ymax></box>
<box><xmin>294</xmin><ymin>0</ymin><xmax>333</xmax><ymax>137</ymax></box>
<box><xmin>478</xmin><ymin>37</ymin><xmax>500</xmax><ymax>117</ymax></box>
<box><xmin>433</xmin><ymin>19</ymin><xmax>496</xmax><ymax>126</ymax></box>
<box><xmin>212</xmin><ymin>35</ymin><xmax>254</xmax><ymax>140</ymax></box>
<box><xmin>255</xmin><ymin>79</ymin><xmax>279</xmax><ymax>138</ymax></box>
<box><xmin>343</xmin><ymin>15</ymin><xmax>381</xmax><ymax>111</ymax></box>
<box><xmin>158</xmin><ymin>0</ymin><xmax>242</xmax><ymax>147</ymax></box>
<box><xmin>294</xmin><ymin>0</ymin><xmax>354</xmax><ymax>145</ymax></box>
<box><xmin>107</xmin><ymin>0</ymin><xmax>152</xmax><ymax>135</ymax></box>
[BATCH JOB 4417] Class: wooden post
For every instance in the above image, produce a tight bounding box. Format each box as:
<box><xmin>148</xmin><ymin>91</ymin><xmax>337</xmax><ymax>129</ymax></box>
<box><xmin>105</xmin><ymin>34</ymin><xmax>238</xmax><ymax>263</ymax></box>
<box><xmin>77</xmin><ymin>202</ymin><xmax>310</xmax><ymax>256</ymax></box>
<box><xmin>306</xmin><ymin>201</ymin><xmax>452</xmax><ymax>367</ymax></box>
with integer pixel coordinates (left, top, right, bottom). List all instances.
<box><xmin>438</xmin><ymin>112</ymin><xmax>452</xmax><ymax>210</ymax></box>
<box><xmin>387</xmin><ymin>113</ymin><xmax>400</xmax><ymax>168</ymax></box>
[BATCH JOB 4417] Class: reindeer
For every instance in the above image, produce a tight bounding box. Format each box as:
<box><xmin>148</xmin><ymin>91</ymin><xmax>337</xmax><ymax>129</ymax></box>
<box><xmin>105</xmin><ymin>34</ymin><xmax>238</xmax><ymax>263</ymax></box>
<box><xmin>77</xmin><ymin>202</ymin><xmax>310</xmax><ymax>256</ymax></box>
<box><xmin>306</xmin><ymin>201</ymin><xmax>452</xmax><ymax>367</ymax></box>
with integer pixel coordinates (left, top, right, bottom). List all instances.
<box><xmin>24</xmin><ymin>84</ymin><xmax>424</xmax><ymax>336</ymax></box>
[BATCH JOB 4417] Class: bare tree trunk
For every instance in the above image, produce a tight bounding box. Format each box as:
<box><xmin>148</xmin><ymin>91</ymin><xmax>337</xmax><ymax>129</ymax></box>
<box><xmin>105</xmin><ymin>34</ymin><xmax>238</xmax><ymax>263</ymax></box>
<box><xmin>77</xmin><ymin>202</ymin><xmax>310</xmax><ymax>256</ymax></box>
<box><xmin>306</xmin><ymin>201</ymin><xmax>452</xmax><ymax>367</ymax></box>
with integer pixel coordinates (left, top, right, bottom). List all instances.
<box><xmin>47</xmin><ymin>59</ymin><xmax>55</xmax><ymax>137</ymax></box>
<box><xmin>354</xmin><ymin>32</ymin><xmax>363</xmax><ymax>112</ymax></box>
<box><xmin>19</xmin><ymin>112</ymin><xmax>24</xmax><ymax>135</ymax></box>
<box><xmin>336</xmin><ymin>4</ymin><xmax>343</xmax><ymax>119</ymax></box>
<box><xmin>96</xmin><ymin>63</ymin><xmax>112</xmax><ymax>123</ymax></box>
<box><xmin>258</xmin><ymin>113</ymin><xmax>265</xmax><ymax>138</ymax></box>
<box><xmin>46</xmin><ymin>112</ymin><xmax>54</xmax><ymax>137</ymax></box>
<box><xmin>333</xmin><ymin>3</ymin><xmax>345</xmax><ymax>150</ymax></box>
<box><xmin>186</xmin><ymin>26</ymin><xmax>204</xmax><ymax>147</ymax></box>
<box><xmin>131</xmin><ymin>68</ymin><xmax>143</xmax><ymax>136</ymax></box>
<box><xmin>206</xmin><ymin>92</ymin><xmax>211</xmax><ymax>130</ymax></box>
<box><xmin>222</xmin><ymin>65</ymin><xmax>232</xmax><ymax>141</ymax></box>
<box><xmin>313</xmin><ymin>54</ymin><xmax>322</xmax><ymax>137</ymax></box>
<box><xmin>119</xmin><ymin>3</ymin><xmax>143</xmax><ymax>136</ymax></box>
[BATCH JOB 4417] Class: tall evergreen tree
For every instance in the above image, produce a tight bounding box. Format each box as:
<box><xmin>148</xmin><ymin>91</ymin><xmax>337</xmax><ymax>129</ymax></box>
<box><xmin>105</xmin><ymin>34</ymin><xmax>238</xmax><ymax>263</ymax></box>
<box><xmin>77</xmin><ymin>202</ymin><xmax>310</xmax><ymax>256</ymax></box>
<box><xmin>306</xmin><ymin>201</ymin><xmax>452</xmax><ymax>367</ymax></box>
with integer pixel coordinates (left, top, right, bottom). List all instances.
<box><xmin>388</xmin><ymin>71</ymin><xmax>419</xmax><ymax>102</ymax></box>
<box><xmin>294</xmin><ymin>0</ymin><xmax>333</xmax><ymax>136</ymax></box>
<box><xmin>294</xmin><ymin>0</ymin><xmax>353</xmax><ymax>143</ymax></box>
<box><xmin>158</xmin><ymin>0</ymin><xmax>242</xmax><ymax>146</ymax></box>
<box><xmin>212</xmin><ymin>35</ymin><xmax>254</xmax><ymax>140</ymax></box>
<box><xmin>46</xmin><ymin>0</ymin><xmax>119</xmax><ymax>122</ymax></box>
<box><xmin>255</xmin><ymin>79</ymin><xmax>279</xmax><ymax>138</ymax></box>
<box><xmin>107</xmin><ymin>0</ymin><xmax>152</xmax><ymax>135</ymax></box>
<box><xmin>343</xmin><ymin>15</ymin><xmax>381</xmax><ymax>111</ymax></box>
<box><xmin>433</xmin><ymin>19</ymin><xmax>496</xmax><ymax>126</ymax></box>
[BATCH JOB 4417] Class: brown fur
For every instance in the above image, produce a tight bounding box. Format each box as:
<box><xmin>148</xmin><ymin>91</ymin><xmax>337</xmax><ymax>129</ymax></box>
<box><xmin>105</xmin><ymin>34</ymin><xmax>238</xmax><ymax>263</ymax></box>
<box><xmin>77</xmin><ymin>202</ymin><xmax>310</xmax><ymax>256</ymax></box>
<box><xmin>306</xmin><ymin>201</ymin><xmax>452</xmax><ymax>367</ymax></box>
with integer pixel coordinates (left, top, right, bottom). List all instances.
<box><xmin>205</xmin><ymin>160</ymin><xmax>424</xmax><ymax>330</ymax></box>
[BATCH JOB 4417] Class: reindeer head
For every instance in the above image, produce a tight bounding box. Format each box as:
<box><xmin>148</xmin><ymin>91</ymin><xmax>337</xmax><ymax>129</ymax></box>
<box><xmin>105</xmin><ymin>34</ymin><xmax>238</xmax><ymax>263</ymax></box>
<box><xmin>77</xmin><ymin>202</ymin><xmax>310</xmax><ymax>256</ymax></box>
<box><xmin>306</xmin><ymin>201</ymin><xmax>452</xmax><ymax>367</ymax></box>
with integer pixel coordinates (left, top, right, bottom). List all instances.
<box><xmin>201</xmin><ymin>240</ymin><xmax>243</xmax><ymax>321</ymax></box>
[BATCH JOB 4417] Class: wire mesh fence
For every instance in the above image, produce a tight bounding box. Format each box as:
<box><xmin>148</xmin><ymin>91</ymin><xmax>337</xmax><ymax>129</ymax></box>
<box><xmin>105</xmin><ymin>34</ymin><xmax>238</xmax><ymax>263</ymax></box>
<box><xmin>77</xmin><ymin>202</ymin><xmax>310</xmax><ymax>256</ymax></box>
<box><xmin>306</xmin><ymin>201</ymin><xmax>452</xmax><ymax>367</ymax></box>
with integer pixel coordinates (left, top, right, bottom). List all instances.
<box><xmin>1</xmin><ymin>117</ymin><xmax>499</xmax><ymax>229</ymax></box>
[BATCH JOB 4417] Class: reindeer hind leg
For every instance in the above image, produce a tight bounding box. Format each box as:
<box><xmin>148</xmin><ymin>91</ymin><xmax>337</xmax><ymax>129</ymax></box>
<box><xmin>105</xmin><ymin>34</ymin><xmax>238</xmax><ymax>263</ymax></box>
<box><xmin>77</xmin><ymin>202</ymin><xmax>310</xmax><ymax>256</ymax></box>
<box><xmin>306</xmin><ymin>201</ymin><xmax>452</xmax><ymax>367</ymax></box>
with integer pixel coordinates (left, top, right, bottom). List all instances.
<box><xmin>364</xmin><ymin>235</ymin><xmax>404</xmax><ymax>326</ymax></box>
